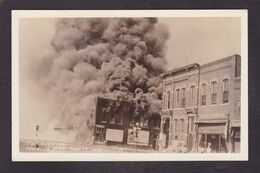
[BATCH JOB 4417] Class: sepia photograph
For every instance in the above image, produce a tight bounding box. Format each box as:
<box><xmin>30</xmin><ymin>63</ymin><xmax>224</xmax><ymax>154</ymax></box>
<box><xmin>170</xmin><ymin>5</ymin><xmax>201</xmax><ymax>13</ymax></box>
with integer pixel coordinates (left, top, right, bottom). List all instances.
<box><xmin>12</xmin><ymin>10</ymin><xmax>248</xmax><ymax>161</ymax></box>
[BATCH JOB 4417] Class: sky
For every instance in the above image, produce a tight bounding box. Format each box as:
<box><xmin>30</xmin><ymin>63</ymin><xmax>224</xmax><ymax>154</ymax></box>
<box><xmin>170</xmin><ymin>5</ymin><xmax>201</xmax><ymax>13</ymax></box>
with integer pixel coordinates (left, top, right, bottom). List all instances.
<box><xmin>19</xmin><ymin>17</ymin><xmax>241</xmax><ymax>73</ymax></box>
<box><xmin>159</xmin><ymin>17</ymin><xmax>241</xmax><ymax>69</ymax></box>
<box><xmin>19</xmin><ymin>17</ymin><xmax>241</xmax><ymax>139</ymax></box>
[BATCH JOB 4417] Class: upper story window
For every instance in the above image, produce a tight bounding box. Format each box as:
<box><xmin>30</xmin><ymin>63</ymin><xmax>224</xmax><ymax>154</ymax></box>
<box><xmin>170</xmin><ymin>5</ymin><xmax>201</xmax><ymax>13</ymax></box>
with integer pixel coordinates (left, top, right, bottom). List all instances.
<box><xmin>189</xmin><ymin>117</ymin><xmax>194</xmax><ymax>133</ymax></box>
<box><xmin>190</xmin><ymin>86</ymin><xmax>195</xmax><ymax>107</ymax></box>
<box><xmin>222</xmin><ymin>79</ymin><xmax>229</xmax><ymax>104</ymax></box>
<box><xmin>172</xmin><ymin>91</ymin><xmax>175</xmax><ymax>109</ymax></box>
<box><xmin>201</xmin><ymin>83</ymin><xmax>207</xmax><ymax>106</ymax></box>
<box><xmin>163</xmin><ymin>94</ymin><xmax>166</xmax><ymax>109</ymax></box>
<box><xmin>167</xmin><ymin>90</ymin><xmax>171</xmax><ymax>109</ymax></box>
<box><xmin>174</xmin><ymin>119</ymin><xmax>179</xmax><ymax>132</ymax></box>
<box><xmin>176</xmin><ymin>89</ymin><xmax>180</xmax><ymax>108</ymax></box>
<box><xmin>180</xmin><ymin>119</ymin><xmax>185</xmax><ymax>132</ymax></box>
<box><xmin>181</xmin><ymin>88</ymin><xmax>186</xmax><ymax>108</ymax></box>
<box><xmin>211</xmin><ymin>81</ymin><xmax>217</xmax><ymax>105</ymax></box>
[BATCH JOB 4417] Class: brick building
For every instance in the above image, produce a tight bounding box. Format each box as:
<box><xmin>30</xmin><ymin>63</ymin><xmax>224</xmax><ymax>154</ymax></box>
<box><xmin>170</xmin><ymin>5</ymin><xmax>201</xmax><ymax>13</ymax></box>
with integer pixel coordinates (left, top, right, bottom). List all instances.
<box><xmin>160</xmin><ymin>54</ymin><xmax>241</xmax><ymax>153</ymax></box>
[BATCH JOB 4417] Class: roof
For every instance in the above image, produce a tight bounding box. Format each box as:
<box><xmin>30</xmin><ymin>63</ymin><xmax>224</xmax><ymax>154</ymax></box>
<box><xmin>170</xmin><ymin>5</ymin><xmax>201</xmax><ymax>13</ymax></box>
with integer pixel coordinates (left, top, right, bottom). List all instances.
<box><xmin>160</xmin><ymin>63</ymin><xmax>200</xmax><ymax>78</ymax></box>
<box><xmin>160</xmin><ymin>54</ymin><xmax>240</xmax><ymax>79</ymax></box>
<box><xmin>200</xmin><ymin>54</ymin><xmax>240</xmax><ymax>68</ymax></box>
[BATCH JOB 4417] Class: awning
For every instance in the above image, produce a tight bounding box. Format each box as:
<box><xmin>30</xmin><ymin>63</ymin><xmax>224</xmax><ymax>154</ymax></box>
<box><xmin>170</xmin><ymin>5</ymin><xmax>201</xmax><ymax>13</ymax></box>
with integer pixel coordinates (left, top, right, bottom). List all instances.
<box><xmin>195</xmin><ymin>118</ymin><xmax>228</xmax><ymax>124</ymax></box>
<box><xmin>198</xmin><ymin>123</ymin><xmax>227</xmax><ymax>134</ymax></box>
<box><xmin>195</xmin><ymin>114</ymin><xmax>229</xmax><ymax>123</ymax></box>
<box><xmin>231</xmin><ymin>120</ymin><xmax>240</xmax><ymax>128</ymax></box>
<box><xmin>196</xmin><ymin>119</ymin><xmax>228</xmax><ymax>124</ymax></box>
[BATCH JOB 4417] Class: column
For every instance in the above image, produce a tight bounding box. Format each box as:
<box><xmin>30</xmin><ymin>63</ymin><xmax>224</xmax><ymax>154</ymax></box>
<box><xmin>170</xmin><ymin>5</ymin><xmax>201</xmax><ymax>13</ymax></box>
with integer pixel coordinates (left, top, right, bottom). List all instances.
<box><xmin>169</xmin><ymin>116</ymin><xmax>172</xmax><ymax>147</ymax></box>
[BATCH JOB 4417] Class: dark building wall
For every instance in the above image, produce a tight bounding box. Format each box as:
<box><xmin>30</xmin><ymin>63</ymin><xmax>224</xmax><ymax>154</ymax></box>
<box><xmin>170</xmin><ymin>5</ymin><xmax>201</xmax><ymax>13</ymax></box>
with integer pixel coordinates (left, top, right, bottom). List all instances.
<box><xmin>233</xmin><ymin>77</ymin><xmax>241</xmax><ymax>120</ymax></box>
<box><xmin>94</xmin><ymin>97</ymin><xmax>161</xmax><ymax>148</ymax></box>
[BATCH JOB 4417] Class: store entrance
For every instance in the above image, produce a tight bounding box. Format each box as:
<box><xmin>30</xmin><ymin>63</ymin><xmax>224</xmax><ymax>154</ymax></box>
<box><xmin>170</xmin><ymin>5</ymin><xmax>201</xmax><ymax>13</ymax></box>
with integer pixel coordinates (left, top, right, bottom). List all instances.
<box><xmin>160</xmin><ymin>117</ymin><xmax>170</xmax><ymax>148</ymax></box>
<box><xmin>199</xmin><ymin>134</ymin><xmax>227</xmax><ymax>153</ymax></box>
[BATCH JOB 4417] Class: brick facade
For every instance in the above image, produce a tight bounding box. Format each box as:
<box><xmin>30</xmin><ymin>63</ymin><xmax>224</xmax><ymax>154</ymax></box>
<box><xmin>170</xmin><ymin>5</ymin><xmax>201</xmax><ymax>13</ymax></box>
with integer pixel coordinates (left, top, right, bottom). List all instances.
<box><xmin>160</xmin><ymin>54</ymin><xmax>241</xmax><ymax>153</ymax></box>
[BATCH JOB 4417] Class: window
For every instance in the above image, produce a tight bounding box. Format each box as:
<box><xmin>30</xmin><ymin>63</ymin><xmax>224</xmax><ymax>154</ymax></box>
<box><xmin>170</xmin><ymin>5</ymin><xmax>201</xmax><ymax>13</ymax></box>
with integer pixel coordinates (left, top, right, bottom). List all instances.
<box><xmin>117</xmin><ymin>115</ymin><xmax>123</xmax><ymax>125</ymax></box>
<box><xmin>181</xmin><ymin>88</ymin><xmax>186</xmax><ymax>108</ymax></box>
<box><xmin>201</xmin><ymin>83</ymin><xmax>207</xmax><ymax>106</ymax></box>
<box><xmin>167</xmin><ymin>91</ymin><xmax>171</xmax><ymax>109</ymax></box>
<box><xmin>222</xmin><ymin>79</ymin><xmax>229</xmax><ymax>103</ymax></box>
<box><xmin>189</xmin><ymin>117</ymin><xmax>194</xmax><ymax>133</ymax></box>
<box><xmin>176</xmin><ymin>89</ymin><xmax>180</xmax><ymax>108</ymax></box>
<box><xmin>211</xmin><ymin>81</ymin><xmax>217</xmax><ymax>105</ymax></box>
<box><xmin>180</xmin><ymin>119</ymin><xmax>185</xmax><ymax>132</ymax></box>
<box><xmin>172</xmin><ymin>91</ymin><xmax>174</xmax><ymax>109</ymax></box>
<box><xmin>163</xmin><ymin>94</ymin><xmax>166</xmax><ymax>109</ymax></box>
<box><xmin>190</xmin><ymin>86</ymin><xmax>195</xmax><ymax>107</ymax></box>
<box><xmin>101</xmin><ymin>108</ymin><xmax>108</xmax><ymax>123</ymax></box>
<box><xmin>110</xmin><ymin>116</ymin><xmax>115</xmax><ymax>124</ymax></box>
<box><xmin>174</xmin><ymin>119</ymin><xmax>179</xmax><ymax>132</ymax></box>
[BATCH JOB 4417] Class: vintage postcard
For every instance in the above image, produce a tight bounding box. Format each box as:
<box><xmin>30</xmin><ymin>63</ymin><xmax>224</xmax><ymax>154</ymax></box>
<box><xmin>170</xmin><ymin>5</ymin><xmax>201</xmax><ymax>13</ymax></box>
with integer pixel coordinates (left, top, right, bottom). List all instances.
<box><xmin>12</xmin><ymin>10</ymin><xmax>248</xmax><ymax>161</ymax></box>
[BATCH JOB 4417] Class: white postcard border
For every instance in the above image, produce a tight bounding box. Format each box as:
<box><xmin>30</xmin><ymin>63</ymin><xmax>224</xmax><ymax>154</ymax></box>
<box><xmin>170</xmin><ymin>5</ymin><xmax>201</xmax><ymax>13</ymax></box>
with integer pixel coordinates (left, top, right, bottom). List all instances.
<box><xmin>12</xmin><ymin>10</ymin><xmax>248</xmax><ymax>161</ymax></box>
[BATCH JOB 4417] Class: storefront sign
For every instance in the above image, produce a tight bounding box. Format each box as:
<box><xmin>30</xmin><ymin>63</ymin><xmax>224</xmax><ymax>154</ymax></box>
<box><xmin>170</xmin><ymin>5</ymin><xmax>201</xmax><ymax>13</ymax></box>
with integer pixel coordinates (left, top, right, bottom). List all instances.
<box><xmin>105</xmin><ymin>129</ymin><xmax>124</xmax><ymax>142</ymax></box>
<box><xmin>127</xmin><ymin>129</ymin><xmax>150</xmax><ymax>146</ymax></box>
<box><xmin>198</xmin><ymin>124</ymin><xmax>226</xmax><ymax>134</ymax></box>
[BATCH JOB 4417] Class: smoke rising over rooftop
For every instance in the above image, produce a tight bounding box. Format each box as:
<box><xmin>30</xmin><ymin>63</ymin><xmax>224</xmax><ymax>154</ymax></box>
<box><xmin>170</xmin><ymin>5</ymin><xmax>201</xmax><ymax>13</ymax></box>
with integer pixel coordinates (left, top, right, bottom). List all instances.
<box><xmin>31</xmin><ymin>18</ymin><xmax>169</xmax><ymax>143</ymax></box>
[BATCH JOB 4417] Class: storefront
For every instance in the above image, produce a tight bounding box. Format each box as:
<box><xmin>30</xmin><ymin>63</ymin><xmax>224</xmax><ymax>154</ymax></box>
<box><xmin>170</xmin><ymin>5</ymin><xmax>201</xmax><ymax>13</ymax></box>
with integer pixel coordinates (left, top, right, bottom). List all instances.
<box><xmin>159</xmin><ymin>111</ymin><xmax>172</xmax><ymax>149</ymax></box>
<box><xmin>94</xmin><ymin>97</ymin><xmax>161</xmax><ymax>149</ymax></box>
<box><xmin>230</xmin><ymin>120</ymin><xmax>240</xmax><ymax>153</ymax></box>
<box><xmin>196</xmin><ymin>119</ymin><xmax>228</xmax><ymax>153</ymax></box>
<box><xmin>159</xmin><ymin>116</ymin><xmax>170</xmax><ymax>148</ymax></box>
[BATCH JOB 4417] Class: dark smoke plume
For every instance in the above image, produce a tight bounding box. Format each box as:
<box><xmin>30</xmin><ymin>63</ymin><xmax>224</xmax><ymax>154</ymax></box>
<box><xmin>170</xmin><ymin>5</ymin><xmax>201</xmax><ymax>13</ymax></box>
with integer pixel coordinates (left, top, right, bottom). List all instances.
<box><xmin>33</xmin><ymin>18</ymin><xmax>169</xmax><ymax>143</ymax></box>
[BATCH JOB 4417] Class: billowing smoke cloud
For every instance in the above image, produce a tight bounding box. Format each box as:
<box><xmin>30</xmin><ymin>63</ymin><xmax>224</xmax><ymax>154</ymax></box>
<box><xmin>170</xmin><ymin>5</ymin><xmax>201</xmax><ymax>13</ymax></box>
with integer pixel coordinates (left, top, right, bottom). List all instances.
<box><xmin>33</xmin><ymin>18</ymin><xmax>169</xmax><ymax>144</ymax></box>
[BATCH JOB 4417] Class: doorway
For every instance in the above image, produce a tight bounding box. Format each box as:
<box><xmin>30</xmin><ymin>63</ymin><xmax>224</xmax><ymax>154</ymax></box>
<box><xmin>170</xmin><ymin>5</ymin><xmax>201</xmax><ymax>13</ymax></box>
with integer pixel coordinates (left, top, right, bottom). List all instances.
<box><xmin>161</xmin><ymin>117</ymin><xmax>170</xmax><ymax>148</ymax></box>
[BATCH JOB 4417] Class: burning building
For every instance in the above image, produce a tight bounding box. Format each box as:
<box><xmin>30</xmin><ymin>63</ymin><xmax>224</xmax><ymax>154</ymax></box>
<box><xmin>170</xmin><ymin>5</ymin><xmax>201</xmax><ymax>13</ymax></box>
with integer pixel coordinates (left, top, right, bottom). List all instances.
<box><xmin>94</xmin><ymin>90</ymin><xmax>161</xmax><ymax>149</ymax></box>
<box><xmin>33</xmin><ymin>18</ymin><xmax>169</xmax><ymax>145</ymax></box>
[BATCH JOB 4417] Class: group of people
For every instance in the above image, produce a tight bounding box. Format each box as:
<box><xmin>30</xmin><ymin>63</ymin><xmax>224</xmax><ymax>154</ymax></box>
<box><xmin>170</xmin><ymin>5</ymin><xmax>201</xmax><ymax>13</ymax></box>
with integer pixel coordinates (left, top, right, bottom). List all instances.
<box><xmin>196</xmin><ymin>143</ymin><xmax>212</xmax><ymax>153</ymax></box>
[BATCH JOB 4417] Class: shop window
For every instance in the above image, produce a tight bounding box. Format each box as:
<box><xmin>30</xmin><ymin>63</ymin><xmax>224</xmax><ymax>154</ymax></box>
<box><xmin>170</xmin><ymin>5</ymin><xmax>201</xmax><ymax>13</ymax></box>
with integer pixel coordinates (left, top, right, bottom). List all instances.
<box><xmin>181</xmin><ymin>88</ymin><xmax>186</xmax><ymax>108</ymax></box>
<box><xmin>222</xmin><ymin>79</ymin><xmax>229</xmax><ymax>103</ymax></box>
<box><xmin>101</xmin><ymin>108</ymin><xmax>107</xmax><ymax>123</ymax></box>
<box><xmin>190</xmin><ymin>86</ymin><xmax>195</xmax><ymax>107</ymax></box>
<box><xmin>143</xmin><ymin>119</ymin><xmax>148</xmax><ymax>127</ymax></box>
<box><xmin>110</xmin><ymin>115</ymin><xmax>115</xmax><ymax>124</ymax></box>
<box><xmin>117</xmin><ymin>115</ymin><xmax>123</xmax><ymax>125</ymax></box>
<box><xmin>211</xmin><ymin>81</ymin><xmax>217</xmax><ymax>105</ymax></box>
<box><xmin>201</xmin><ymin>83</ymin><xmax>207</xmax><ymax>106</ymax></box>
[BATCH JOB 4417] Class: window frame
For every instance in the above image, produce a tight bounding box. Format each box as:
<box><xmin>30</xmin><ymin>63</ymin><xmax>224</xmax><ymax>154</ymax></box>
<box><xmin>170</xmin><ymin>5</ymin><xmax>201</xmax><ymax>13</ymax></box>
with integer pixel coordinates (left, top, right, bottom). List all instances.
<box><xmin>176</xmin><ymin>89</ymin><xmax>180</xmax><ymax>108</ymax></box>
<box><xmin>222</xmin><ymin>79</ymin><xmax>229</xmax><ymax>104</ymax></box>
<box><xmin>201</xmin><ymin>83</ymin><xmax>207</xmax><ymax>106</ymax></box>
<box><xmin>172</xmin><ymin>91</ymin><xmax>175</xmax><ymax>109</ymax></box>
<box><xmin>174</xmin><ymin>119</ymin><xmax>179</xmax><ymax>132</ymax></box>
<box><xmin>190</xmin><ymin>85</ymin><xmax>196</xmax><ymax>107</ymax></box>
<box><xmin>180</xmin><ymin>119</ymin><xmax>185</xmax><ymax>132</ymax></box>
<box><xmin>167</xmin><ymin>90</ymin><xmax>171</xmax><ymax>109</ymax></box>
<box><xmin>181</xmin><ymin>88</ymin><xmax>186</xmax><ymax>108</ymax></box>
<box><xmin>211</xmin><ymin>81</ymin><xmax>217</xmax><ymax>105</ymax></box>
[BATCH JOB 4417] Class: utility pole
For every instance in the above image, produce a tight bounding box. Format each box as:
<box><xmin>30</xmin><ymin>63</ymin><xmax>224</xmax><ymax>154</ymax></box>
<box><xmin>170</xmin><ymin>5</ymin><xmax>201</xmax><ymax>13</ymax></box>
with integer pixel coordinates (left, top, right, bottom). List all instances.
<box><xmin>133</xmin><ymin>122</ymin><xmax>141</xmax><ymax>152</ymax></box>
